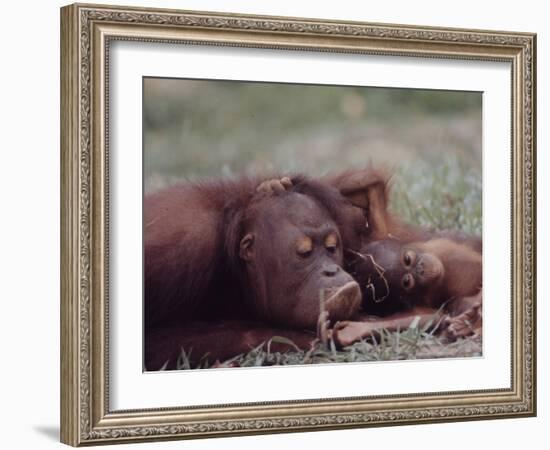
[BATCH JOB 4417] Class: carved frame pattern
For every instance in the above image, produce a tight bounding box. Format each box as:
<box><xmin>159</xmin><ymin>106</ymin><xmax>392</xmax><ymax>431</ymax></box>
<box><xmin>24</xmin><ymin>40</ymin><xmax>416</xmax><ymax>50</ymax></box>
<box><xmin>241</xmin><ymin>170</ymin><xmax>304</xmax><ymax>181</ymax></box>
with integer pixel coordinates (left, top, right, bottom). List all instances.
<box><xmin>60</xmin><ymin>3</ymin><xmax>536</xmax><ymax>446</ymax></box>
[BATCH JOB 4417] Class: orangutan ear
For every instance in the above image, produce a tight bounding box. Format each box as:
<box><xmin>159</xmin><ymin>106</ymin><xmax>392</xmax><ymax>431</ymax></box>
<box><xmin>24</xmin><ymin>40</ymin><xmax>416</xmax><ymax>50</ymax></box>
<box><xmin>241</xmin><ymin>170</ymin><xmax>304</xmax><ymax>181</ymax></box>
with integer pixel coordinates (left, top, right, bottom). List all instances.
<box><xmin>239</xmin><ymin>233</ymin><xmax>255</xmax><ymax>261</ymax></box>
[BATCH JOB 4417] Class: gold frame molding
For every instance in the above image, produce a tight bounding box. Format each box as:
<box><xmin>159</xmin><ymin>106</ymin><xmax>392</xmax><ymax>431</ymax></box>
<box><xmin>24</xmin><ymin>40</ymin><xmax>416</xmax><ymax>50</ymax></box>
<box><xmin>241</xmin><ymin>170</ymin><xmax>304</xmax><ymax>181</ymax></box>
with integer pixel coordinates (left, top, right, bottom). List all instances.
<box><xmin>60</xmin><ymin>3</ymin><xmax>537</xmax><ymax>446</ymax></box>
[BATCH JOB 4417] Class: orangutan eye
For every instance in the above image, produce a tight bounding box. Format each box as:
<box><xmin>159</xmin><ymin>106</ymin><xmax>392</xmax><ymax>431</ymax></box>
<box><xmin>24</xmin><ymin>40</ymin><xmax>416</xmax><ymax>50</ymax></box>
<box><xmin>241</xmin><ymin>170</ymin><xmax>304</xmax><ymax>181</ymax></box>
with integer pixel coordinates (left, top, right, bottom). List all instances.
<box><xmin>403</xmin><ymin>250</ymin><xmax>415</xmax><ymax>267</ymax></box>
<box><xmin>296</xmin><ymin>236</ymin><xmax>314</xmax><ymax>258</ymax></box>
<box><xmin>324</xmin><ymin>233</ymin><xmax>339</xmax><ymax>253</ymax></box>
<box><xmin>401</xmin><ymin>273</ymin><xmax>415</xmax><ymax>290</ymax></box>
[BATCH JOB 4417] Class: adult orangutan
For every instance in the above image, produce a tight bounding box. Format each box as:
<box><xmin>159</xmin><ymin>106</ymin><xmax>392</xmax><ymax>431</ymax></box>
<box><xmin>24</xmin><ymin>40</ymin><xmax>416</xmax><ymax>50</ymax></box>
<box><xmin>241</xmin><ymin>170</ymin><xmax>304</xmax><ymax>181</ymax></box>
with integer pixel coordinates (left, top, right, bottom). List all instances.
<box><xmin>144</xmin><ymin>168</ymin><xmax>397</xmax><ymax>369</ymax></box>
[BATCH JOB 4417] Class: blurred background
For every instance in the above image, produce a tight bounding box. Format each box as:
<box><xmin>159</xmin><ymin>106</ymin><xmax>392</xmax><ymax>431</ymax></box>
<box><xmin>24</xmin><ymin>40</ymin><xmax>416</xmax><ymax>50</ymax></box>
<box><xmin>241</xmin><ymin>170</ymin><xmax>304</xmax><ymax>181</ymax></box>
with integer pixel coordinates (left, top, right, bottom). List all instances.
<box><xmin>144</xmin><ymin>78</ymin><xmax>482</xmax><ymax>235</ymax></box>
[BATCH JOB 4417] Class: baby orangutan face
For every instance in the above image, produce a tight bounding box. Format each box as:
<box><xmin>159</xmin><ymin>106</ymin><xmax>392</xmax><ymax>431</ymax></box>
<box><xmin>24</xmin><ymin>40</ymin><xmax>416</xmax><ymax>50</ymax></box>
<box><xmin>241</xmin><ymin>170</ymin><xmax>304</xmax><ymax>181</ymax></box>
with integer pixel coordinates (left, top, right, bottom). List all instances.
<box><xmin>395</xmin><ymin>244</ymin><xmax>445</xmax><ymax>292</ymax></box>
<box><xmin>351</xmin><ymin>239</ymin><xmax>446</xmax><ymax>314</ymax></box>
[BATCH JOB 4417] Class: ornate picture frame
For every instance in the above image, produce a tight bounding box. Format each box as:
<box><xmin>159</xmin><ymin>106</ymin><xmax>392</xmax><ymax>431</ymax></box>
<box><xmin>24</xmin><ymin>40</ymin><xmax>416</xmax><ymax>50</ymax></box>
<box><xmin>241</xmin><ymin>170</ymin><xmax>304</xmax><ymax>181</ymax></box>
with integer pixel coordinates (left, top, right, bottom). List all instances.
<box><xmin>60</xmin><ymin>3</ymin><xmax>536</xmax><ymax>446</ymax></box>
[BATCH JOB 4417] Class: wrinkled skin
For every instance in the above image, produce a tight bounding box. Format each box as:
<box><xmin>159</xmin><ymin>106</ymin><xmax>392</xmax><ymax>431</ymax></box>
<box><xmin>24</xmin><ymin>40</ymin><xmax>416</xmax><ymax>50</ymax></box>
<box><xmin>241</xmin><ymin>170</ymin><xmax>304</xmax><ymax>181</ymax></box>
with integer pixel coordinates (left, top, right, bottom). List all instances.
<box><xmin>239</xmin><ymin>192</ymin><xmax>361</xmax><ymax>329</ymax></box>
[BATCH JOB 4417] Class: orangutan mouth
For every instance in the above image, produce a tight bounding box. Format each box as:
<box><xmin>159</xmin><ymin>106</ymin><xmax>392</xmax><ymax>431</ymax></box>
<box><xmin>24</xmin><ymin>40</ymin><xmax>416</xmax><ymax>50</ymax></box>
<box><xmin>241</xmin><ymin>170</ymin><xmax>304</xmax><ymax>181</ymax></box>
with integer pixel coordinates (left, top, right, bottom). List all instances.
<box><xmin>322</xmin><ymin>281</ymin><xmax>362</xmax><ymax>322</ymax></box>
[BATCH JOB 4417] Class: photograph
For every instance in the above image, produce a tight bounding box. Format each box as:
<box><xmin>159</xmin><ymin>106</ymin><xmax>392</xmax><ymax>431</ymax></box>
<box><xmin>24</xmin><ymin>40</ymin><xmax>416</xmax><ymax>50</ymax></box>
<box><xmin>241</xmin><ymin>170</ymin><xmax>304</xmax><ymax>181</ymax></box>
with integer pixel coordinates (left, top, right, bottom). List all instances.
<box><xmin>143</xmin><ymin>78</ymin><xmax>483</xmax><ymax>371</ymax></box>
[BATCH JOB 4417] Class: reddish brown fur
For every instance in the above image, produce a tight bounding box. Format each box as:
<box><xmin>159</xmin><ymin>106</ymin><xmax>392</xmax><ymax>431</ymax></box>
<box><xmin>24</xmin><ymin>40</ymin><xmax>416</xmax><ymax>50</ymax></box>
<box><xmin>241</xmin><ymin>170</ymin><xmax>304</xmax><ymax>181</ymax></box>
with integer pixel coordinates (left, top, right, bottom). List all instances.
<box><xmin>144</xmin><ymin>167</ymin><xmax>470</xmax><ymax>369</ymax></box>
<box><xmin>144</xmin><ymin>169</ymin><xmax>396</xmax><ymax>369</ymax></box>
<box><xmin>145</xmin><ymin>321</ymin><xmax>316</xmax><ymax>370</ymax></box>
<box><xmin>343</xmin><ymin>235</ymin><xmax>482</xmax><ymax>344</ymax></box>
<box><xmin>412</xmin><ymin>238</ymin><xmax>482</xmax><ymax>308</ymax></box>
<box><xmin>333</xmin><ymin>169</ymin><xmax>483</xmax><ymax>344</ymax></box>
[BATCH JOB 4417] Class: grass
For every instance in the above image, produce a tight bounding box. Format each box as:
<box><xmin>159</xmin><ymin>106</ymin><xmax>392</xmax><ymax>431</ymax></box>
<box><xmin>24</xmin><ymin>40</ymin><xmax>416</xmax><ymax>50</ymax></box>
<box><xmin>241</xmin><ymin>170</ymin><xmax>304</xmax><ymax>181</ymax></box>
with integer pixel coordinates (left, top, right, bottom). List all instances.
<box><xmin>392</xmin><ymin>157</ymin><xmax>481</xmax><ymax>236</ymax></box>
<box><xmin>175</xmin><ymin>321</ymin><xmax>482</xmax><ymax>371</ymax></box>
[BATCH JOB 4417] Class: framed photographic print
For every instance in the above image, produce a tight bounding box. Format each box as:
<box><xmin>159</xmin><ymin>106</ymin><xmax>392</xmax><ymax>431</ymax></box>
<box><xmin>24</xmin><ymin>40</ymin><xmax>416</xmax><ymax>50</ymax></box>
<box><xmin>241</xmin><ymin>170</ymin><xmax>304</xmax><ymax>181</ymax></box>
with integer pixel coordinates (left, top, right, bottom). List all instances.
<box><xmin>60</xmin><ymin>3</ymin><xmax>537</xmax><ymax>446</ymax></box>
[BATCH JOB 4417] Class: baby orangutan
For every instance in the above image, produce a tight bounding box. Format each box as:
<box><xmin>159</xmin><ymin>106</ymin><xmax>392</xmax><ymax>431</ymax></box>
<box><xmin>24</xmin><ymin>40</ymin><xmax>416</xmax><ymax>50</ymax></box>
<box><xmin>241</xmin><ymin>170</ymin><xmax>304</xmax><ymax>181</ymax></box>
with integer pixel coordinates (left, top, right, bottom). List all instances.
<box><xmin>325</xmin><ymin>237</ymin><xmax>482</xmax><ymax>347</ymax></box>
<box><xmin>359</xmin><ymin>238</ymin><xmax>482</xmax><ymax>310</ymax></box>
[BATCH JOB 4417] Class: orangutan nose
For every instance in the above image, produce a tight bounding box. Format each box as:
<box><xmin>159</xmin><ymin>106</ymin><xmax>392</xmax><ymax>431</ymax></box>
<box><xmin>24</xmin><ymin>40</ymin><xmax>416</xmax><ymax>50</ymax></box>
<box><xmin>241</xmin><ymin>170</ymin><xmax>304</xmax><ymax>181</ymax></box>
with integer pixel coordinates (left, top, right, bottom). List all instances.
<box><xmin>417</xmin><ymin>261</ymin><xmax>425</xmax><ymax>276</ymax></box>
<box><xmin>322</xmin><ymin>264</ymin><xmax>340</xmax><ymax>277</ymax></box>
